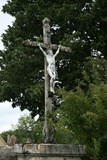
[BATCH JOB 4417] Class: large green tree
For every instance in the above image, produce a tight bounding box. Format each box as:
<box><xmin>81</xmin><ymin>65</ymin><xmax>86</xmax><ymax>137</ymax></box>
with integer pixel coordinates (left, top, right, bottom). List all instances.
<box><xmin>0</xmin><ymin>0</ymin><xmax>107</xmax><ymax>116</ymax></box>
<box><xmin>0</xmin><ymin>1</ymin><xmax>107</xmax><ymax>158</ymax></box>
<box><xmin>59</xmin><ymin>57</ymin><xmax>107</xmax><ymax>160</ymax></box>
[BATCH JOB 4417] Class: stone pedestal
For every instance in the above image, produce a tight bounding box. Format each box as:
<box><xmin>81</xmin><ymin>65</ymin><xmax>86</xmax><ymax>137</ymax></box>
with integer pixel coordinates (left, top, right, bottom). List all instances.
<box><xmin>13</xmin><ymin>144</ymin><xmax>85</xmax><ymax>160</ymax></box>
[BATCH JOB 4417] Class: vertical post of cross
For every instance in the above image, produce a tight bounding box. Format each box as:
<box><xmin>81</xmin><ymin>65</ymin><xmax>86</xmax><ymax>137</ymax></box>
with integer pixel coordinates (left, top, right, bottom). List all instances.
<box><xmin>42</xmin><ymin>18</ymin><xmax>53</xmax><ymax>143</ymax></box>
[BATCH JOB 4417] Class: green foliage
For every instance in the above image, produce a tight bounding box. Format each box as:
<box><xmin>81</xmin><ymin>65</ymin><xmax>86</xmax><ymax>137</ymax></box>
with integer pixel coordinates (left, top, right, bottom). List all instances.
<box><xmin>0</xmin><ymin>0</ymin><xmax>107</xmax><ymax>116</ymax></box>
<box><xmin>0</xmin><ymin>0</ymin><xmax>107</xmax><ymax>159</ymax></box>
<box><xmin>54</xmin><ymin>114</ymin><xmax>77</xmax><ymax>144</ymax></box>
<box><xmin>98</xmin><ymin>135</ymin><xmax>107</xmax><ymax>160</ymax></box>
<box><xmin>1</xmin><ymin>114</ymin><xmax>43</xmax><ymax>143</ymax></box>
<box><xmin>1</xmin><ymin>113</ymin><xmax>74</xmax><ymax>144</ymax></box>
<box><xmin>60</xmin><ymin>82</ymin><xmax>107</xmax><ymax>159</ymax></box>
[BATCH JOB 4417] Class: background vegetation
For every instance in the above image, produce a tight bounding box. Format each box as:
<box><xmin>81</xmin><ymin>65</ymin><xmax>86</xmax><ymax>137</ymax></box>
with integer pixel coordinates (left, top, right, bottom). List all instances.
<box><xmin>0</xmin><ymin>0</ymin><xmax>107</xmax><ymax>159</ymax></box>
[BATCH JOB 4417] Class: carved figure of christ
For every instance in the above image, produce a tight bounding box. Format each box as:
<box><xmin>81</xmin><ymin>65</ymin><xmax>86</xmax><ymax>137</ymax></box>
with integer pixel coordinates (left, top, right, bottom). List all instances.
<box><xmin>38</xmin><ymin>44</ymin><xmax>61</xmax><ymax>93</ymax></box>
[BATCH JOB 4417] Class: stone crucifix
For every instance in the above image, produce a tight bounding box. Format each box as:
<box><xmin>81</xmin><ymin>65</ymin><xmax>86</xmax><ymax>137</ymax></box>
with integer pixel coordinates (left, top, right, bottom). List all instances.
<box><xmin>23</xmin><ymin>18</ymin><xmax>71</xmax><ymax>143</ymax></box>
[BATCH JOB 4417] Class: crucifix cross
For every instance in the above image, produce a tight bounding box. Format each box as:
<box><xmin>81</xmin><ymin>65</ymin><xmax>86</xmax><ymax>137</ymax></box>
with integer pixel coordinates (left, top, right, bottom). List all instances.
<box><xmin>23</xmin><ymin>17</ymin><xmax>71</xmax><ymax>143</ymax></box>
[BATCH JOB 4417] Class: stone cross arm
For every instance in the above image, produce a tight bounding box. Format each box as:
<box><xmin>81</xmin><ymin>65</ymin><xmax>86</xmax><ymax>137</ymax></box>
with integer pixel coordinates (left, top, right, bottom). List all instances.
<box><xmin>23</xmin><ymin>40</ymin><xmax>72</xmax><ymax>53</ymax></box>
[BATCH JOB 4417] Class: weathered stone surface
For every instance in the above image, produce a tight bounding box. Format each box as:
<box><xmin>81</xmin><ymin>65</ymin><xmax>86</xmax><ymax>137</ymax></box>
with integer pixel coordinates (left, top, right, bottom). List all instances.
<box><xmin>14</xmin><ymin>144</ymin><xmax>85</xmax><ymax>160</ymax></box>
<box><xmin>18</xmin><ymin>158</ymin><xmax>81</xmax><ymax>160</ymax></box>
<box><xmin>0</xmin><ymin>136</ymin><xmax>7</xmax><ymax>146</ymax></box>
<box><xmin>0</xmin><ymin>146</ymin><xmax>16</xmax><ymax>160</ymax></box>
<box><xmin>14</xmin><ymin>144</ymin><xmax>85</xmax><ymax>155</ymax></box>
<box><xmin>0</xmin><ymin>144</ymin><xmax>85</xmax><ymax>160</ymax></box>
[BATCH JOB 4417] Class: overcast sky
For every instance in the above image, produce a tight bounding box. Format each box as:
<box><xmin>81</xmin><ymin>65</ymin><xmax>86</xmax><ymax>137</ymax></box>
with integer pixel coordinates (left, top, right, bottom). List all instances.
<box><xmin>0</xmin><ymin>0</ymin><xmax>29</xmax><ymax>133</ymax></box>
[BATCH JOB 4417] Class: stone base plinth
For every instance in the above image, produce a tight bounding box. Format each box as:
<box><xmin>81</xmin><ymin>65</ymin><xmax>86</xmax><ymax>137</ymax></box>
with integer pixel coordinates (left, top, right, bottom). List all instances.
<box><xmin>14</xmin><ymin>144</ymin><xmax>85</xmax><ymax>160</ymax></box>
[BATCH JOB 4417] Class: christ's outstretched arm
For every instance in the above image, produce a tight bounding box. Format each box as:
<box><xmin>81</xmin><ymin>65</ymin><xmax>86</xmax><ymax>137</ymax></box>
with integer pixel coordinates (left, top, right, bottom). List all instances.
<box><xmin>54</xmin><ymin>45</ymin><xmax>61</xmax><ymax>57</ymax></box>
<box><xmin>37</xmin><ymin>43</ymin><xmax>47</xmax><ymax>57</ymax></box>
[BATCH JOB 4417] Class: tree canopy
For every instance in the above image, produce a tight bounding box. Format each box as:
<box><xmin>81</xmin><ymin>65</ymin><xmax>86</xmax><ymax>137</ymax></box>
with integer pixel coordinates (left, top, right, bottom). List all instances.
<box><xmin>0</xmin><ymin>0</ymin><xmax>107</xmax><ymax>116</ymax></box>
<box><xmin>0</xmin><ymin>0</ymin><xmax>107</xmax><ymax>159</ymax></box>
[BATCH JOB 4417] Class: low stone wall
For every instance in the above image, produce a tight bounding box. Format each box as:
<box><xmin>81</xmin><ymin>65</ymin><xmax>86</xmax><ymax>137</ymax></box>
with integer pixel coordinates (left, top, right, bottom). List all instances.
<box><xmin>0</xmin><ymin>144</ymin><xmax>86</xmax><ymax>160</ymax></box>
<box><xmin>0</xmin><ymin>146</ymin><xmax>16</xmax><ymax>160</ymax></box>
<box><xmin>14</xmin><ymin>144</ymin><xmax>86</xmax><ymax>160</ymax></box>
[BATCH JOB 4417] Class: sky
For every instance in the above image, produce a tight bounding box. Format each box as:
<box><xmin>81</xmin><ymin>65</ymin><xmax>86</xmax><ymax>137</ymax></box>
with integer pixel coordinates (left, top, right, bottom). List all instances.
<box><xmin>0</xmin><ymin>0</ymin><xmax>29</xmax><ymax>133</ymax></box>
